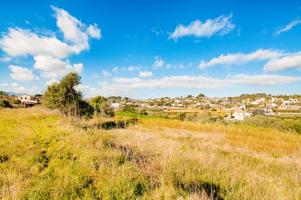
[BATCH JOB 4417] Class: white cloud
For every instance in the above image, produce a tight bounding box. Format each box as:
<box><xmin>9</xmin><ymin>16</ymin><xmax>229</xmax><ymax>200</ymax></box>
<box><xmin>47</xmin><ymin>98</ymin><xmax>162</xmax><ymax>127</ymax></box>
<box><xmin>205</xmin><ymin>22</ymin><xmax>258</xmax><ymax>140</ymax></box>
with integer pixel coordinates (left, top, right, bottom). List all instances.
<box><xmin>74</xmin><ymin>84</ymin><xmax>97</xmax><ymax>97</ymax></box>
<box><xmin>9</xmin><ymin>65</ymin><xmax>37</xmax><ymax>81</ymax></box>
<box><xmin>86</xmin><ymin>24</ymin><xmax>101</xmax><ymax>39</ymax></box>
<box><xmin>199</xmin><ymin>49</ymin><xmax>283</xmax><ymax>69</ymax></box>
<box><xmin>52</xmin><ymin>6</ymin><xmax>101</xmax><ymax>52</ymax></box>
<box><xmin>0</xmin><ymin>6</ymin><xmax>100</xmax><ymax>82</ymax></box>
<box><xmin>170</xmin><ymin>15</ymin><xmax>234</xmax><ymax>40</ymax></box>
<box><xmin>33</xmin><ymin>55</ymin><xmax>83</xmax><ymax>79</ymax></box>
<box><xmin>264</xmin><ymin>53</ymin><xmax>301</xmax><ymax>72</ymax></box>
<box><xmin>275</xmin><ymin>19</ymin><xmax>301</xmax><ymax>35</ymax></box>
<box><xmin>152</xmin><ymin>56</ymin><xmax>165</xmax><ymax>69</ymax></box>
<box><xmin>0</xmin><ymin>28</ymin><xmax>73</xmax><ymax>58</ymax></box>
<box><xmin>139</xmin><ymin>71</ymin><xmax>153</xmax><ymax>78</ymax></box>
<box><xmin>99</xmin><ymin>74</ymin><xmax>300</xmax><ymax>93</ymax></box>
<box><xmin>0</xmin><ymin>82</ymin><xmax>38</xmax><ymax>94</ymax></box>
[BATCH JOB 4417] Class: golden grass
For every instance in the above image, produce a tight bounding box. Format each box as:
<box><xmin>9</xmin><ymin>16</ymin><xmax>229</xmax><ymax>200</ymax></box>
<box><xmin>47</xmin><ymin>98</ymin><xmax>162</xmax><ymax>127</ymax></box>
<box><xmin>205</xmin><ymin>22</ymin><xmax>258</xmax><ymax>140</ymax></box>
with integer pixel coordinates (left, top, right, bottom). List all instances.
<box><xmin>0</xmin><ymin>107</ymin><xmax>301</xmax><ymax>199</ymax></box>
<box><xmin>140</xmin><ymin>118</ymin><xmax>301</xmax><ymax>157</ymax></box>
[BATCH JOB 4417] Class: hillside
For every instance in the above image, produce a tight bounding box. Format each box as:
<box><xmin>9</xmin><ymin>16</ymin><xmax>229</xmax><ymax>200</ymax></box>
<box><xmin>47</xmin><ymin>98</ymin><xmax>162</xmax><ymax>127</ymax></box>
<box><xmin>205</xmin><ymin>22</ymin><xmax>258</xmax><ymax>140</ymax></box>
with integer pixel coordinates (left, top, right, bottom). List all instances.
<box><xmin>0</xmin><ymin>107</ymin><xmax>300</xmax><ymax>199</ymax></box>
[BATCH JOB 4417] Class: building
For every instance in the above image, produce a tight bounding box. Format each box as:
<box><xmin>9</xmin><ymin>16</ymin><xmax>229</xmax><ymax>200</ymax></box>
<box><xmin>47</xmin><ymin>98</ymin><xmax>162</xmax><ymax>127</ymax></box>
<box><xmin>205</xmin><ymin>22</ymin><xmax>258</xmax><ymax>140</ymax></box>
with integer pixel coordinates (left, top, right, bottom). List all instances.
<box><xmin>226</xmin><ymin>109</ymin><xmax>252</xmax><ymax>121</ymax></box>
<box><xmin>18</xmin><ymin>95</ymin><xmax>38</xmax><ymax>106</ymax></box>
<box><xmin>111</xmin><ymin>102</ymin><xmax>120</xmax><ymax>109</ymax></box>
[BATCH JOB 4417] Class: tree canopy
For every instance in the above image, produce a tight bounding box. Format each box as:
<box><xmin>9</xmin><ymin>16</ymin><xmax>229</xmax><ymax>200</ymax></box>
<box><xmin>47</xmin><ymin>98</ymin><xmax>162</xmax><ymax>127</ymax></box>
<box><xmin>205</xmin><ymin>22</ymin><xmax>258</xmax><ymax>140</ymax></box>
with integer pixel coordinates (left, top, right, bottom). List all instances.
<box><xmin>43</xmin><ymin>73</ymin><xmax>93</xmax><ymax>118</ymax></box>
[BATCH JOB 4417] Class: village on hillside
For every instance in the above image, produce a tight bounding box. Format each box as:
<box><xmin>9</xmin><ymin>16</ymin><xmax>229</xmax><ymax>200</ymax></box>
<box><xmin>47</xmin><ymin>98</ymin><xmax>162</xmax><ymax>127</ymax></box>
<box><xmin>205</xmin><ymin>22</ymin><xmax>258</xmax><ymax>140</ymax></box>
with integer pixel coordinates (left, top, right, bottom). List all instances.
<box><xmin>5</xmin><ymin>92</ymin><xmax>301</xmax><ymax>121</ymax></box>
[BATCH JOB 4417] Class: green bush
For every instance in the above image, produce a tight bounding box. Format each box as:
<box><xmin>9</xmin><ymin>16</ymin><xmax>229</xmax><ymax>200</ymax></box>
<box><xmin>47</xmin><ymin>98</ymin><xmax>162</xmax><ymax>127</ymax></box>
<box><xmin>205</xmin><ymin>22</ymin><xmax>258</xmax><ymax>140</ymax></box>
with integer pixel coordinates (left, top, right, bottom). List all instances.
<box><xmin>244</xmin><ymin>115</ymin><xmax>301</xmax><ymax>134</ymax></box>
<box><xmin>122</xmin><ymin>105</ymin><xmax>137</xmax><ymax>113</ymax></box>
<box><xmin>0</xmin><ymin>99</ymin><xmax>11</xmax><ymax>108</ymax></box>
<box><xmin>90</xmin><ymin>96</ymin><xmax>115</xmax><ymax>117</ymax></box>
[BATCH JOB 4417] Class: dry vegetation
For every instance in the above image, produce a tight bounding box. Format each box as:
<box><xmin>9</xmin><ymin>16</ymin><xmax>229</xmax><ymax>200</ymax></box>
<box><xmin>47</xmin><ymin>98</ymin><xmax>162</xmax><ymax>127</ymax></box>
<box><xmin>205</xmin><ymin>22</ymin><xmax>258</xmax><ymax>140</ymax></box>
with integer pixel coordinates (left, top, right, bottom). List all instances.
<box><xmin>0</xmin><ymin>107</ymin><xmax>301</xmax><ymax>199</ymax></box>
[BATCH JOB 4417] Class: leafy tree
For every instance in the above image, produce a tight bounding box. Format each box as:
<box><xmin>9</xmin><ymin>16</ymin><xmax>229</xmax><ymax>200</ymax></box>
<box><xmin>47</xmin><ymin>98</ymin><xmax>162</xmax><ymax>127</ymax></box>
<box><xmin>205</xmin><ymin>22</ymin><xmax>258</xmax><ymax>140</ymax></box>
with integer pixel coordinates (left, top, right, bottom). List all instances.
<box><xmin>197</xmin><ymin>93</ymin><xmax>206</xmax><ymax>98</ymax></box>
<box><xmin>90</xmin><ymin>96</ymin><xmax>114</xmax><ymax>117</ymax></box>
<box><xmin>43</xmin><ymin>83</ymin><xmax>60</xmax><ymax>109</ymax></box>
<box><xmin>0</xmin><ymin>91</ymin><xmax>8</xmax><ymax>97</ymax></box>
<box><xmin>43</xmin><ymin>73</ymin><xmax>93</xmax><ymax>118</ymax></box>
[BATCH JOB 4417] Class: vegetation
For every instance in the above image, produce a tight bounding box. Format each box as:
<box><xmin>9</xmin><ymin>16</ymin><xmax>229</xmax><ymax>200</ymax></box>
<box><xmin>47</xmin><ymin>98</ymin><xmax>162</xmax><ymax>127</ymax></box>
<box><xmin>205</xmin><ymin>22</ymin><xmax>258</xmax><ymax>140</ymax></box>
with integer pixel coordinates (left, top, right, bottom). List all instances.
<box><xmin>1</xmin><ymin>79</ymin><xmax>301</xmax><ymax>199</ymax></box>
<box><xmin>121</xmin><ymin>104</ymin><xmax>137</xmax><ymax>113</ymax></box>
<box><xmin>242</xmin><ymin>115</ymin><xmax>301</xmax><ymax>134</ymax></box>
<box><xmin>0</xmin><ymin>91</ymin><xmax>12</xmax><ymax>108</ymax></box>
<box><xmin>43</xmin><ymin>73</ymin><xmax>94</xmax><ymax>118</ymax></box>
<box><xmin>90</xmin><ymin>96</ymin><xmax>114</xmax><ymax>117</ymax></box>
<box><xmin>0</xmin><ymin>107</ymin><xmax>300</xmax><ymax>199</ymax></box>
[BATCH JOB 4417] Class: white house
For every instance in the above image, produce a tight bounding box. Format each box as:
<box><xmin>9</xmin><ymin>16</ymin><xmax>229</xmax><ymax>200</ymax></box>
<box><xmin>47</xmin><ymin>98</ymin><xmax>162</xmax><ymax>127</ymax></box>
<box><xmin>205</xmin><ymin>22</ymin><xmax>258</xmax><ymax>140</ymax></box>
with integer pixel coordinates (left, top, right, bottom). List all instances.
<box><xmin>229</xmin><ymin>110</ymin><xmax>252</xmax><ymax>121</ymax></box>
<box><xmin>18</xmin><ymin>95</ymin><xmax>38</xmax><ymax>105</ymax></box>
<box><xmin>111</xmin><ymin>102</ymin><xmax>120</xmax><ymax>109</ymax></box>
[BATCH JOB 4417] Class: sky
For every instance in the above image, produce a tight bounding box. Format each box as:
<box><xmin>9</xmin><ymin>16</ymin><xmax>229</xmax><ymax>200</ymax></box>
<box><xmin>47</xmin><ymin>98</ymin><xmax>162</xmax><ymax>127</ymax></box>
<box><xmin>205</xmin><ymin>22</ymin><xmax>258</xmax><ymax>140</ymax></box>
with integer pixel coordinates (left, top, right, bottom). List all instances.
<box><xmin>0</xmin><ymin>0</ymin><xmax>301</xmax><ymax>99</ymax></box>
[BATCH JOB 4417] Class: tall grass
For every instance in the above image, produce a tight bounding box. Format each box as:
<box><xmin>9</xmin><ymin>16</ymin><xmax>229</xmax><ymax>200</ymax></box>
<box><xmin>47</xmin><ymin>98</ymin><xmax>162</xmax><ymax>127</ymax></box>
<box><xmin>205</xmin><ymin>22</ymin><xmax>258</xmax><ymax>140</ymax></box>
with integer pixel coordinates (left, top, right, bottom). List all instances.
<box><xmin>0</xmin><ymin>107</ymin><xmax>300</xmax><ymax>199</ymax></box>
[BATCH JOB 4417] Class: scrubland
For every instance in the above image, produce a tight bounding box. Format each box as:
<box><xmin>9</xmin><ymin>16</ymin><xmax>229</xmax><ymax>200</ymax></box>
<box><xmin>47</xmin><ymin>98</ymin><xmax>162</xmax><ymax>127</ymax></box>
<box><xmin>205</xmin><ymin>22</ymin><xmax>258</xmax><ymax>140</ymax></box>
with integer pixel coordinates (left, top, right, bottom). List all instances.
<box><xmin>0</xmin><ymin>107</ymin><xmax>301</xmax><ymax>199</ymax></box>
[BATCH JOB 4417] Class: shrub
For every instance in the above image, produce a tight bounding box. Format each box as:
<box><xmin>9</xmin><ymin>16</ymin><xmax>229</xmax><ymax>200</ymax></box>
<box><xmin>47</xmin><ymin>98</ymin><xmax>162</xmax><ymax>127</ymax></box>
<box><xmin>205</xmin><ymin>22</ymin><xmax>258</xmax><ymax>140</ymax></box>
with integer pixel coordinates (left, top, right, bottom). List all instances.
<box><xmin>122</xmin><ymin>105</ymin><xmax>137</xmax><ymax>113</ymax></box>
<box><xmin>79</xmin><ymin>100</ymin><xmax>94</xmax><ymax>119</ymax></box>
<box><xmin>0</xmin><ymin>99</ymin><xmax>11</xmax><ymax>108</ymax></box>
<box><xmin>90</xmin><ymin>96</ymin><xmax>115</xmax><ymax>117</ymax></box>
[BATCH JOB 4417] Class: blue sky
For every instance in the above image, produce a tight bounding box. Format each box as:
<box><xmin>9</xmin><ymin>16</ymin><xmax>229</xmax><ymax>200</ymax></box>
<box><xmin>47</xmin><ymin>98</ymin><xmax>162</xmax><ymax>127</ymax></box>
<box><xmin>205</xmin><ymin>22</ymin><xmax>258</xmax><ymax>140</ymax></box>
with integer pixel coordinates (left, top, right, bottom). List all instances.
<box><xmin>0</xmin><ymin>0</ymin><xmax>301</xmax><ymax>98</ymax></box>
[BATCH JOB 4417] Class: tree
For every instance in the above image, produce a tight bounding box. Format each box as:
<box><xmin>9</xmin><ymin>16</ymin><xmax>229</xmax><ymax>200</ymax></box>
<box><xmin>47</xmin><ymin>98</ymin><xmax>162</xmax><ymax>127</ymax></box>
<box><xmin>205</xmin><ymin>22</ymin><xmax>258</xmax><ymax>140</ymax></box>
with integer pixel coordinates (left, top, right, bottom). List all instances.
<box><xmin>90</xmin><ymin>96</ymin><xmax>114</xmax><ymax>117</ymax></box>
<box><xmin>0</xmin><ymin>91</ymin><xmax>8</xmax><ymax>97</ymax></box>
<box><xmin>43</xmin><ymin>73</ymin><xmax>93</xmax><ymax>118</ymax></box>
<box><xmin>197</xmin><ymin>93</ymin><xmax>206</xmax><ymax>98</ymax></box>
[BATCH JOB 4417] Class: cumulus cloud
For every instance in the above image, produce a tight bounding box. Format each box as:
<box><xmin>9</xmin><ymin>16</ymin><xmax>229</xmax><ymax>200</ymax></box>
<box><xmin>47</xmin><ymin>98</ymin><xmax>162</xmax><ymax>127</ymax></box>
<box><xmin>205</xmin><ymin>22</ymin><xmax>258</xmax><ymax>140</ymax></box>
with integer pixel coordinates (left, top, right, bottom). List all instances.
<box><xmin>52</xmin><ymin>6</ymin><xmax>101</xmax><ymax>52</ymax></box>
<box><xmin>0</xmin><ymin>28</ymin><xmax>73</xmax><ymax>58</ymax></box>
<box><xmin>0</xmin><ymin>6</ymin><xmax>100</xmax><ymax>81</ymax></box>
<box><xmin>264</xmin><ymin>53</ymin><xmax>301</xmax><ymax>72</ymax></box>
<box><xmin>9</xmin><ymin>65</ymin><xmax>37</xmax><ymax>81</ymax></box>
<box><xmin>199</xmin><ymin>49</ymin><xmax>283</xmax><ymax>69</ymax></box>
<box><xmin>33</xmin><ymin>55</ymin><xmax>83</xmax><ymax>79</ymax></box>
<box><xmin>139</xmin><ymin>71</ymin><xmax>153</xmax><ymax>78</ymax></box>
<box><xmin>275</xmin><ymin>19</ymin><xmax>301</xmax><ymax>35</ymax></box>
<box><xmin>170</xmin><ymin>15</ymin><xmax>234</xmax><ymax>40</ymax></box>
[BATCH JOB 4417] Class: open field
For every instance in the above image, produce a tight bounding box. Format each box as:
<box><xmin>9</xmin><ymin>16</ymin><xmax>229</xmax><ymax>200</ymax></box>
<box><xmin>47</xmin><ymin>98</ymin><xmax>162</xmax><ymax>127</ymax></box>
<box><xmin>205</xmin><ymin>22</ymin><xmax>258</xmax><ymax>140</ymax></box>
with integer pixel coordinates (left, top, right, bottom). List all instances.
<box><xmin>0</xmin><ymin>107</ymin><xmax>301</xmax><ymax>199</ymax></box>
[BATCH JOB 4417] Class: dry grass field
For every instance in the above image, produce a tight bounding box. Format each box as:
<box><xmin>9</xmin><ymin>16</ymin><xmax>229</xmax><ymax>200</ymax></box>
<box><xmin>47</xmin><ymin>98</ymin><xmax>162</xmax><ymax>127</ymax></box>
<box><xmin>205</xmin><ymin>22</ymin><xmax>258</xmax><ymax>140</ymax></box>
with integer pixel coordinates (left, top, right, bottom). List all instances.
<box><xmin>0</xmin><ymin>107</ymin><xmax>301</xmax><ymax>199</ymax></box>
